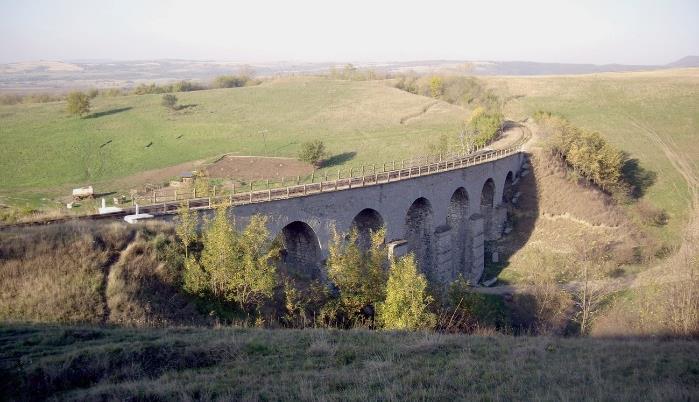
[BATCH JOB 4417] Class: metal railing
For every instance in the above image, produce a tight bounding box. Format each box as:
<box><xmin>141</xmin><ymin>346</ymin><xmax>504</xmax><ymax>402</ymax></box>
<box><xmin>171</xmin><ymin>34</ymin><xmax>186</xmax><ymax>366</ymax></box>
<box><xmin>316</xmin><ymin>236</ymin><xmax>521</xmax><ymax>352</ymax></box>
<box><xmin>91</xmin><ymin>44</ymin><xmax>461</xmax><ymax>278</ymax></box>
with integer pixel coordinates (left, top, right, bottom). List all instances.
<box><xmin>129</xmin><ymin>142</ymin><xmax>526</xmax><ymax>216</ymax></box>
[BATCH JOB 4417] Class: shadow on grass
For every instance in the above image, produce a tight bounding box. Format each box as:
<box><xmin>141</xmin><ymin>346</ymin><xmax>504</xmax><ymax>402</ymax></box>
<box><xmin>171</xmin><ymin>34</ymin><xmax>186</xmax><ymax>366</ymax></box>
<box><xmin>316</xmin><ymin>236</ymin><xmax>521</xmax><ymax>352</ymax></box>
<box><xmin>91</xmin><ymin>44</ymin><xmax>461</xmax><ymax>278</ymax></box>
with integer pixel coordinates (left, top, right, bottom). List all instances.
<box><xmin>176</xmin><ymin>104</ymin><xmax>198</xmax><ymax>111</ymax></box>
<box><xmin>87</xmin><ymin>107</ymin><xmax>132</xmax><ymax>119</ymax></box>
<box><xmin>621</xmin><ymin>155</ymin><xmax>657</xmax><ymax>199</ymax></box>
<box><xmin>322</xmin><ymin>152</ymin><xmax>357</xmax><ymax>168</ymax></box>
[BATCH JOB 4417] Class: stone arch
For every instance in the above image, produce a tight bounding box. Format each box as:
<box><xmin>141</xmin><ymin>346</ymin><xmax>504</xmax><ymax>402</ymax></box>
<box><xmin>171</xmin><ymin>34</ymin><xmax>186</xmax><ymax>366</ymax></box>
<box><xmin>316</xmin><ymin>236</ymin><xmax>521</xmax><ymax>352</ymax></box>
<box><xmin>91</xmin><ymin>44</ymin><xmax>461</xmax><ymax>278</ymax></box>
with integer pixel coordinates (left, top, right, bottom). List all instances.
<box><xmin>502</xmin><ymin>171</ymin><xmax>515</xmax><ymax>204</ymax></box>
<box><xmin>447</xmin><ymin>187</ymin><xmax>471</xmax><ymax>281</ymax></box>
<box><xmin>278</xmin><ymin>221</ymin><xmax>322</xmax><ymax>280</ymax></box>
<box><xmin>405</xmin><ymin>197</ymin><xmax>434</xmax><ymax>277</ymax></box>
<box><xmin>351</xmin><ymin>208</ymin><xmax>385</xmax><ymax>250</ymax></box>
<box><xmin>481</xmin><ymin>178</ymin><xmax>496</xmax><ymax>240</ymax></box>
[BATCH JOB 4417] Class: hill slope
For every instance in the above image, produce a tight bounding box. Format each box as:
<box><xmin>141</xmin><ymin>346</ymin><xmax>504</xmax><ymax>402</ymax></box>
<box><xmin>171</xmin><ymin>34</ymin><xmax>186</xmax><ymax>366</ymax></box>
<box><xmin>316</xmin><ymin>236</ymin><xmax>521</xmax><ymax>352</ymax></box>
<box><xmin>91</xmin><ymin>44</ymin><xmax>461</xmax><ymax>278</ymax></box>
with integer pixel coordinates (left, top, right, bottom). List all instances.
<box><xmin>0</xmin><ymin>78</ymin><xmax>464</xmax><ymax>206</ymax></box>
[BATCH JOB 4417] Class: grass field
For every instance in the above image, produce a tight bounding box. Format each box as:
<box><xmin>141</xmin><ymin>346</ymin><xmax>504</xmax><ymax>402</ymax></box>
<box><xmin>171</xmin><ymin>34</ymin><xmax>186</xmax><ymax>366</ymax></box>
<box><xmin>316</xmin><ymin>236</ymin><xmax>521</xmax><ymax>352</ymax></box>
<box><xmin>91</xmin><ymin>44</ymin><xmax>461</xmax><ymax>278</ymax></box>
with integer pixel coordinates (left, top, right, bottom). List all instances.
<box><xmin>2</xmin><ymin>324</ymin><xmax>697</xmax><ymax>401</ymax></box>
<box><xmin>485</xmin><ymin>68</ymin><xmax>699</xmax><ymax>243</ymax></box>
<box><xmin>0</xmin><ymin>78</ymin><xmax>465</xmax><ymax>209</ymax></box>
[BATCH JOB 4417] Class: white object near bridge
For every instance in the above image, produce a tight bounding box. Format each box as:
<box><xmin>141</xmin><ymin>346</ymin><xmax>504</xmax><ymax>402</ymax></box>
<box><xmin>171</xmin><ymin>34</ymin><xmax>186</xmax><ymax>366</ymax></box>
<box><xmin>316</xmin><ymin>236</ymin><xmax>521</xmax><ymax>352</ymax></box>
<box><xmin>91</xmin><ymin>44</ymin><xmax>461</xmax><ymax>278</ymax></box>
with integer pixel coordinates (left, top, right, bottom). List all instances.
<box><xmin>123</xmin><ymin>204</ymin><xmax>153</xmax><ymax>224</ymax></box>
<box><xmin>98</xmin><ymin>198</ymin><xmax>123</xmax><ymax>215</ymax></box>
<box><xmin>72</xmin><ymin>186</ymin><xmax>94</xmax><ymax>199</ymax></box>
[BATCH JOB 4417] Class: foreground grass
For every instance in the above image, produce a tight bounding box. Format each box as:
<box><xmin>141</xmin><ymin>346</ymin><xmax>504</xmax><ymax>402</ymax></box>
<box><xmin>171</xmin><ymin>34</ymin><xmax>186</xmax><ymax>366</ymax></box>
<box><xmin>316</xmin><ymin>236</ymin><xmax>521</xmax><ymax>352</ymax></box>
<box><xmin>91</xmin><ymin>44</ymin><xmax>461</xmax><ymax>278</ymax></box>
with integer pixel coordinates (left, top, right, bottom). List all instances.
<box><xmin>1</xmin><ymin>324</ymin><xmax>697</xmax><ymax>401</ymax></box>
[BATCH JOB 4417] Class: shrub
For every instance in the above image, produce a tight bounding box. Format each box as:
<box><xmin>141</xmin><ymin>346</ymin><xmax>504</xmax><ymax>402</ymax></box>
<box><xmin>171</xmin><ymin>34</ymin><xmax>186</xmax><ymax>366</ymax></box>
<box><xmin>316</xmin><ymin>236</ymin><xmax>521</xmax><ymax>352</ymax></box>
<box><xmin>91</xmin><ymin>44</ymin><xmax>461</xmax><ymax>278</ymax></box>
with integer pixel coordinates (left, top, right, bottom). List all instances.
<box><xmin>298</xmin><ymin>140</ymin><xmax>328</xmax><ymax>168</ymax></box>
<box><xmin>66</xmin><ymin>91</ymin><xmax>90</xmax><ymax>117</ymax></box>
<box><xmin>161</xmin><ymin>94</ymin><xmax>178</xmax><ymax>110</ymax></box>
<box><xmin>327</xmin><ymin>227</ymin><xmax>388</xmax><ymax>323</ymax></box>
<box><xmin>376</xmin><ymin>254</ymin><xmax>436</xmax><ymax>330</ymax></box>
<box><xmin>184</xmin><ymin>208</ymin><xmax>277</xmax><ymax>313</ymax></box>
<box><xmin>213</xmin><ymin>75</ymin><xmax>249</xmax><ymax>88</ymax></box>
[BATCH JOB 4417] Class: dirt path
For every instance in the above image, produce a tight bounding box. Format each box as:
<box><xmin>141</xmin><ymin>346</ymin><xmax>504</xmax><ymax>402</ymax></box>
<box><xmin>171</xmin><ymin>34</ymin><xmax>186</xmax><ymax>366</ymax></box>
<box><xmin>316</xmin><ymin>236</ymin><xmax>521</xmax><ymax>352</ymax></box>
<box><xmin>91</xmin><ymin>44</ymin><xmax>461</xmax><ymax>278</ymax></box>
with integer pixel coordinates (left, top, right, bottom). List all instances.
<box><xmin>399</xmin><ymin>101</ymin><xmax>439</xmax><ymax>124</ymax></box>
<box><xmin>100</xmin><ymin>231</ymin><xmax>135</xmax><ymax>324</ymax></box>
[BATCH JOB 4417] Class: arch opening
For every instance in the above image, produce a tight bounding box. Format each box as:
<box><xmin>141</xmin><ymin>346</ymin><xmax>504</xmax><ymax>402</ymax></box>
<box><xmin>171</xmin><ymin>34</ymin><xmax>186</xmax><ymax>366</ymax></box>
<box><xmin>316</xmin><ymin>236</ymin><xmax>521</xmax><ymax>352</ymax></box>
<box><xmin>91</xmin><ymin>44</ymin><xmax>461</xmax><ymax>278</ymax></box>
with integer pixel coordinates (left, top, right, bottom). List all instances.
<box><xmin>351</xmin><ymin>208</ymin><xmax>385</xmax><ymax>250</ymax></box>
<box><xmin>447</xmin><ymin>187</ymin><xmax>471</xmax><ymax>281</ymax></box>
<box><xmin>405</xmin><ymin>197</ymin><xmax>434</xmax><ymax>277</ymax></box>
<box><xmin>481</xmin><ymin>178</ymin><xmax>496</xmax><ymax>241</ymax></box>
<box><xmin>278</xmin><ymin>221</ymin><xmax>322</xmax><ymax>280</ymax></box>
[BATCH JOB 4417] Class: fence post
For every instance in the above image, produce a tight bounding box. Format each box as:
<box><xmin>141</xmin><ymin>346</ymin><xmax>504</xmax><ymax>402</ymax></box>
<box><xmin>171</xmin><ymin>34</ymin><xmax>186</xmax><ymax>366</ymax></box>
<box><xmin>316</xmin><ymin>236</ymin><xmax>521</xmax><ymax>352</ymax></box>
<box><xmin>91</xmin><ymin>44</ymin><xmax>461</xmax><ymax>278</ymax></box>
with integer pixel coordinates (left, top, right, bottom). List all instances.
<box><xmin>392</xmin><ymin>160</ymin><xmax>396</xmax><ymax>171</ymax></box>
<box><xmin>337</xmin><ymin>170</ymin><xmax>341</xmax><ymax>180</ymax></box>
<box><xmin>297</xmin><ymin>175</ymin><xmax>300</xmax><ymax>185</ymax></box>
<box><xmin>286</xmin><ymin>187</ymin><xmax>290</xmax><ymax>198</ymax></box>
<box><xmin>249</xmin><ymin>192</ymin><xmax>252</xmax><ymax>203</ymax></box>
<box><xmin>350</xmin><ymin>167</ymin><xmax>354</xmax><ymax>177</ymax></box>
<box><xmin>153</xmin><ymin>192</ymin><xmax>156</xmax><ymax>204</ymax></box>
<box><xmin>250</xmin><ymin>182</ymin><xmax>253</xmax><ymax>193</ymax></box>
<box><xmin>174</xmin><ymin>190</ymin><xmax>177</xmax><ymax>201</ymax></box>
<box><xmin>311</xmin><ymin>172</ymin><xmax>314</xmax><ymax>182</ymax></box>
<box><xmin>266</xmin><ymin>179</ymin><xmax>270</xmax><ymax>188</ymax></box>
<box><xmin>303</xmin><ymin>184</ymin><xmax>307</xmax><ymax>195</ymax></box>
<box><xmin>229</xmin><ymin>193</ymin><xmax>233</xmax><ymax>205</ymax></box>
<box><xmin>335</xmin><ymin>179</ymin><xmax>338</xmax><ymax>190</ymax></box>
<box><xmin>268</xmin><ymin>189</ymin><xmax>271</xmax><ymax>201</ymax></box>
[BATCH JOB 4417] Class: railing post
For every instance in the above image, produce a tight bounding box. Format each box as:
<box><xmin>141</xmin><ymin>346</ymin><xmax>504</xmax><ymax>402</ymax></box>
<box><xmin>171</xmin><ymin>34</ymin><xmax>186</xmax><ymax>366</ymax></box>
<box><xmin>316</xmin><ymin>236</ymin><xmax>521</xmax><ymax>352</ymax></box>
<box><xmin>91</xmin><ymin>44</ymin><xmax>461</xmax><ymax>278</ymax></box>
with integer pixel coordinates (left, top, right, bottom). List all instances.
<box><xmin>303</xmin><ymin>184</ymin><xmax>307</xmax><ymax>195</ymax></box>
<box><xmin>249</xmin><ymin>192</ymin><xmax>253</xmax><ymax>203</ymax></box>
<box><xmin>268</xmin><ymin>189</ymin><xmax>271</xmax><ymax>201</ymax></box>
<box><xmin>286</xmin><ymin>187</ymin><xmax>290</xmax><ymax>198</ymax></box>
<box><xmin>335</xmin><ymin>179</ymin><xmax>338</xmax><ymax>190</ymax></box>
<box><xmin>229</xmin><ymin>193</ymin><xmax>233</xmax><ymax>205</ymax></box>
<box><xmin>311</xmin><ymin>172</ymin><xmax>314</xmax><ymax>183</ymax></box>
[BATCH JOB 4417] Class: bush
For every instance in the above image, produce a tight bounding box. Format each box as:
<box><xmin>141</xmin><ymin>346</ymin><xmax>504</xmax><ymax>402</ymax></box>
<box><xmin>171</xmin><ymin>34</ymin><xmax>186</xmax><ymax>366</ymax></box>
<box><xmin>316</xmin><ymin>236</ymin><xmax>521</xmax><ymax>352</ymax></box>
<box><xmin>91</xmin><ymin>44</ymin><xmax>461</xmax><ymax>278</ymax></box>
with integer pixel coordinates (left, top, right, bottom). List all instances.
<box><xmin>537</xmin><ymin>112</ymin><xmax>626</xmax><ymax>194</ymax></box>
<box><xmin>376</xmin><ymin>254</ymin><xmax>436</xmax><ymax>330</ymax></box>
<box><xmin>161</xmin><ymin>94</ymin><xmax>178</xmax><ymax>110</ymax></box>
<box><xmin>327</xmin><ymin>227</ymin><xmax>387</xmax><ymax>324</ymax></box>
<box><xmin>213</xmin><ymin>75</ymin><xmax>249</xmax><ymax>88</ymax></box>
<box><xmin>66</xmin><ymin>91</ymin><xmax>91</xmax><ymax>117</ymax></box>
<box><xmin>297</xmin><ymin>140</ymin><xmax>328</xmax><ymax>168</ymax></box>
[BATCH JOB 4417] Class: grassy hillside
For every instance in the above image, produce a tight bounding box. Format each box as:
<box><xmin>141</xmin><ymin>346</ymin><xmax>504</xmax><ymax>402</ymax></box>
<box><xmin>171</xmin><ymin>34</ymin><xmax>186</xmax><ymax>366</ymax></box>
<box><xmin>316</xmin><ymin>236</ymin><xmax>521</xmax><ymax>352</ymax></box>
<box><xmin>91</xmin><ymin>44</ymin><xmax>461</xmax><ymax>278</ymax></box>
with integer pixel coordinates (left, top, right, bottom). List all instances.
<box><xmin>0</xmin><ymin>78</ymin><xmax>464</xmax><ymax>208</ymax></box>
<box><xmin>485</xmin><ymin>68</ymin><xmax>699</xmax><ymax>243</ymax></box>
<box><xmin>2</xmin><ymin>324</ymin><xmax>697</xmax><ymax>401</ymax></box>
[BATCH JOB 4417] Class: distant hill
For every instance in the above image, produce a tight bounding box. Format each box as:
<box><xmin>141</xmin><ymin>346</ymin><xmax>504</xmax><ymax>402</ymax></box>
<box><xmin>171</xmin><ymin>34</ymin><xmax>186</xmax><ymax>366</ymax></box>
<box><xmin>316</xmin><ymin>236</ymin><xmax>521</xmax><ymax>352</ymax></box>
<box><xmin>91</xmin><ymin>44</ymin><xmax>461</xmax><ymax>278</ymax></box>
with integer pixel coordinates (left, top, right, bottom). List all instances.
<box><xmin>667</xmin><ymin>55</ymin><xmax>699</xmax><ymax>68</ymax></box>
<box><xmin>1</xmin><ymin>57</ymin><xmax>697</xmax><ymax>91</ymax></box>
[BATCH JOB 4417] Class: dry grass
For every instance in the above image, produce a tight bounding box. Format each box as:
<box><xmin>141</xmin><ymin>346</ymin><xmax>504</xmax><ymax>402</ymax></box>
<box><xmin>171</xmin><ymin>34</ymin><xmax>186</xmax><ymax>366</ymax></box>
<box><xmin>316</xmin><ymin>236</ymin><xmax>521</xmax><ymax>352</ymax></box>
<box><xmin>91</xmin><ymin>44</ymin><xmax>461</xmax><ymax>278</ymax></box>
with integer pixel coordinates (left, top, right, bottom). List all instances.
<box><xmin>1</xmin><ymin>324</ymin><xmax>696</xmax><ymax>401</ymax></box>
<box><xmin>0</xmin><ymin>221</ymin><xmax>208</xmax><ymax>326</ymax></box>
<box><xmin>106</xmin><ymin>232</ymin><xmax>210</xmax><ymax>327</ymax></box>
<box><xmin>496</xmin><ymin>149</ymin><xmax>656</xmax><ymax>284</ymax></box>
<box><xmin>0</xmin><ymin>223</ymin><xmax>132</xmax><ymax>323</ymax></box>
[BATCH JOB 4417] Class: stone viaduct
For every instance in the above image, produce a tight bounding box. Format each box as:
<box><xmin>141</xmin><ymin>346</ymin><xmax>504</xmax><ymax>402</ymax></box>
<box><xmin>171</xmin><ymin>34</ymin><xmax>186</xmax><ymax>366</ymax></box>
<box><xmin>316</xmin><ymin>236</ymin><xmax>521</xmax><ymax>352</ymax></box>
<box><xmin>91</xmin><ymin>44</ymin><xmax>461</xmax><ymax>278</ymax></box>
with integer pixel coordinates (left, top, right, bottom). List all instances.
<box><xmin>182</xmin><ymin>151</ymin><xmax>525</xmax><ymax>286</ymax></box>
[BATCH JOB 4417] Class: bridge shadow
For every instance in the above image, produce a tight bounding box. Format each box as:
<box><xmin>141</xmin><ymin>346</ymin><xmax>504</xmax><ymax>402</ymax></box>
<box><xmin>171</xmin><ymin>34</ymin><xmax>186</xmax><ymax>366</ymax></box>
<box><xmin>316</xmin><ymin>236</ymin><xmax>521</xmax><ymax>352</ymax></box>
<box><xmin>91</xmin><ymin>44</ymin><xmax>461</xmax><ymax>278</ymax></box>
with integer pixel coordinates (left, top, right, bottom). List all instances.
<box><xmin>87</xmin><ymin>107</ymin><xmax>132</xmax><ymax>119</ymax></box>
<box><xmin>322</xmin><ymin>151</ymin><xmax>357</xmax><ymax>168</ymax></box>
<box><xmin>482</xmin><ymin>152</ymin><xmax>539</xmax><ymax>284</ymax></box>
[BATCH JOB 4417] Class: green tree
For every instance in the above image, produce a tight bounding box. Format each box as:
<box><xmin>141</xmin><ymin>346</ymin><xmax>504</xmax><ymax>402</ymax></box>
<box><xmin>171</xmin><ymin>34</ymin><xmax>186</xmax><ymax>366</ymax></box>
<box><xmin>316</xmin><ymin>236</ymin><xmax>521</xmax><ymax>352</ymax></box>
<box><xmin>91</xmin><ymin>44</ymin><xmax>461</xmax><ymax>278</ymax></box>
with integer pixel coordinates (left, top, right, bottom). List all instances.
<box><xmin>376</xmin><ymin>254</ymin><xmax>437</xmax><ymax>330</ymax></box>
<box><xmin>327</xmin><ymin>227</ymin><xmax>388</xmax><ymax>321</ymax></box>
<box><xmin>192</xmin><ymin>208</ymin><xmax>277</xmax><ymax>312</ymax></box>
<box><xmin>183</xmin><ymin>256</ymin><xmax>209</xmax><ymax>296</ymax></box>
<box><xmin>429</xmin><ymin>76</ymin><xmax>444</xmax><ymax>98</ymax></box>
<box><xmin>233</xmin><ymin>215</ymin><xmax>278</xmax><ymax>310</ymax></box>
<box><xmin>199</xmin><ymin>206</ymin><xmax>238</xmax><ymax>301</ymax></box>
<box><xmin>66</xmin><ymin>91</ymin><xmax>91</xmax><ymax>117</ymax></box>
<box><xmin>175</xmin><ymin>202</ymin><xmax>197</xmax><ymax>258</ymax></box>
<box><xmin>298</xmin><ymin>140</ymin><xmax>328</xmax><ymax>168</ymax></box>
<box><xmin>161</xmin><ymin>94</ymin><xmax>178</xmax><ymax>110</ymax></box>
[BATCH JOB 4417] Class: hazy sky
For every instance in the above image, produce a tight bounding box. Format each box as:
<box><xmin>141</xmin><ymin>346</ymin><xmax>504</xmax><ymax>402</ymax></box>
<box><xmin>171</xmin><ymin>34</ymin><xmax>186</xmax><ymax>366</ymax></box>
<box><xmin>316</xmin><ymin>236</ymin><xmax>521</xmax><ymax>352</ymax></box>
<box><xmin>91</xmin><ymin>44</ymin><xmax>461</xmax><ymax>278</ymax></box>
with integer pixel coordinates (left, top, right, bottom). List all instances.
<box><xmin>1</xmin><ymin>0</ymin><xmax>697</xmax><ymax>64</ymax></box>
